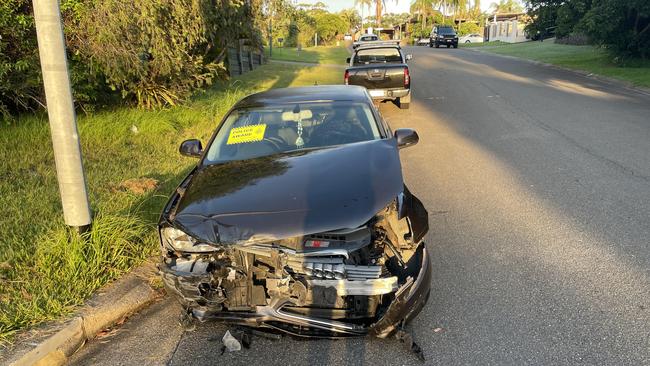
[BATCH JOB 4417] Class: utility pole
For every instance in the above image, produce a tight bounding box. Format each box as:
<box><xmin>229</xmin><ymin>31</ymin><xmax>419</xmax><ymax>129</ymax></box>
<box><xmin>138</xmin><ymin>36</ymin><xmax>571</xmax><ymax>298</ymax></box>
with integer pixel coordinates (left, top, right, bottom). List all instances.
<box><xmin>32</xmin><ymin>0</ymin><xmax>92</xmax><ymax>232</ymax></box>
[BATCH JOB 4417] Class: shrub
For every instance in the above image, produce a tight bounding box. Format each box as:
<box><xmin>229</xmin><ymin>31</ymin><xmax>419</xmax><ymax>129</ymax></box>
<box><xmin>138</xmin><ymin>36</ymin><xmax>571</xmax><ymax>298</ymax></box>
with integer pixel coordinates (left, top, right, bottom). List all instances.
<box><xmin>314</xmin><ymin>12</ymin><xmax>347</xmax><ymax>44</ymax></box>
<box><xmin>76</xmin><ymin>0</ymin><xmax>223</xmax><ymax>109</ymax></box>
<box><xmin>0</xmin><ymin>0</ymin><xmax>41</xmax><ymax>118</ymax></box>
<box><xmin>458</xmin><ymin>22</ymin><xmax>482</xmax><ymax>36</ymax></box>
<box><xmin>555</xmin><ymin>32</ymin><xmax>591</xmax><ymax>45</ymax></box>
<box><xmin>581</xmin><ymin>0</ymin><xmax>650</xmax><ymax>59</ymax></box>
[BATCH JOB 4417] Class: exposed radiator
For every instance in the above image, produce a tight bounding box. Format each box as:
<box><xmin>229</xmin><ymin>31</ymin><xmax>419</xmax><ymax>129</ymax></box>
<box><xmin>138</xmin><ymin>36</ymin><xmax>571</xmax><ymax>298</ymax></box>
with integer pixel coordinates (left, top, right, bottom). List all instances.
<box><xmin>287</xmin><ymin>258</ymin><xmax>382</xmax><ymax>280</ymax></box>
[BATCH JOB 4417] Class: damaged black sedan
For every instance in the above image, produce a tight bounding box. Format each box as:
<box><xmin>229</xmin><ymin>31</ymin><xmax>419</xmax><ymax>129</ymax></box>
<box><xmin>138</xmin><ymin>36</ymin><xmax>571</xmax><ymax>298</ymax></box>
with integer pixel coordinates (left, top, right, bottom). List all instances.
<box><xmin>159</xmin><ymin>85</ymin><xmax>431</xmax><ymax>338</ymax></box>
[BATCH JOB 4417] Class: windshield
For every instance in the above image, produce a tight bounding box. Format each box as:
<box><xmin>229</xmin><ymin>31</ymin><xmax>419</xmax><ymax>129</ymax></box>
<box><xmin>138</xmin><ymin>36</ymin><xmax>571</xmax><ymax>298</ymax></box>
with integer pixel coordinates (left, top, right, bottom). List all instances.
<box><xmin>354</xmin><ymin>48</ymin><xmax>402</xmax><ymax>65</ymax></box>
<box><xmin>360</xmin><ymin>35</ymin><xmax>378</xmax><ymax>41</ymax></box>
<box><xmin>204</xmin><ymin>102</ymin><xmax>381</xmax><ymax>164</ymax></box>
<box><xmin>438</xmin><ymin>27</ymin><xmax>456</xmax><ymax>35</ymax></box>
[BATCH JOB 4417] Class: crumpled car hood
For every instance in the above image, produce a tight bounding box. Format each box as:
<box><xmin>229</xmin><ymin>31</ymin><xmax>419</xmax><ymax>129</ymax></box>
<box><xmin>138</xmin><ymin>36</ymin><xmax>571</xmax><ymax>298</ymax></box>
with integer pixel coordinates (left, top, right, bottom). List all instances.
<box><xmin>170</xmin><ymin>139</ymin><xmax>404</xmax><ymax>244</ymax></box>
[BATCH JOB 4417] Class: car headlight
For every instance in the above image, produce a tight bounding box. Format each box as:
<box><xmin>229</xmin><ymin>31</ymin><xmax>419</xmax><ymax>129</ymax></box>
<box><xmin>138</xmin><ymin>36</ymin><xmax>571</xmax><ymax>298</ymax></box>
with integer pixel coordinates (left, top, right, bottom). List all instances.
<box><xmin>160</xmin><ymin>227</ymin><xmax>218</xmax><ymax>253</ymax></box>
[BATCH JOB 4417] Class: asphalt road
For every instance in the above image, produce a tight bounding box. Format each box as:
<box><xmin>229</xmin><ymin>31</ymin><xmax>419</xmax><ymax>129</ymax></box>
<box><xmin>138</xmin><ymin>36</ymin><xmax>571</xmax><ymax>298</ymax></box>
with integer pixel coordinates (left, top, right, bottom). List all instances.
<box><xmin>70</xmin><ymin>46</ymin><xmax>650</xmax><ymax>365</ymax></box>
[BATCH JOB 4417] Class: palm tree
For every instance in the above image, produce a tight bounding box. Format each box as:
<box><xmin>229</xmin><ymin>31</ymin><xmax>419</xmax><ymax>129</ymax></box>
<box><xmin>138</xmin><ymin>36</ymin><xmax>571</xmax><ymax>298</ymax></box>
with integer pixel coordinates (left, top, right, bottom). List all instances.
<box><xmin>450</xmin><ymin>0</ymin><xmax>467</xmax><ymax>24</ymax></box>
<box><xmin>410</xmin><ymin>0</ymin><xmax>434</xmax><ymax>32</ymax></box>
<box><xmin>374</xmin><ymin>0</ymin><xmax>399</xmax><ymax>28</ymax></box>
<box><xmin>355</xmin><ymin>0</ymin><xmax>372</xmax><ymax>33</ymax></box>
<box><xmin>489</xmin><ymin>0</ymin><xmax>523</xmax><ymax>14</ymax></box>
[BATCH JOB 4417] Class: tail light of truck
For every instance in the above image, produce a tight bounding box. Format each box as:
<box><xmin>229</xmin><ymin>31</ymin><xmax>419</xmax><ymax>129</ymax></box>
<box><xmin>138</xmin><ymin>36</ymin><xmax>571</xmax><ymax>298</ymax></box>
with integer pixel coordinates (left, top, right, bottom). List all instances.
<box><xmin>344</xmin><ymin>70</ymin><xmax>350</xmax><ymax>85</ymax></box>
<box><xmin>404</xmin><ymin>68</ymin><xmax>410</xmax><ymax>88</ymax></box>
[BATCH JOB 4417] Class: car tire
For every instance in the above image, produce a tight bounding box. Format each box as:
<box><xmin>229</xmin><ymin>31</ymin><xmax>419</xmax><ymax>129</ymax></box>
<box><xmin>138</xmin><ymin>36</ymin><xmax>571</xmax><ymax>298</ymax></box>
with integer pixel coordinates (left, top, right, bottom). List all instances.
<box><xmin>453</xmin><ymin>44</ymin><xmax>458</xmax><ymax>48</ymax></box>
<box><xmin>435</xmin><ymin>43</ymin><xmax>440</xmax><ymax>48</ymax></box>
<box><xmin>429</xmin><ymin>42</ymin><xmax>433</xmax><ymax>48</ymax></box>
<box><xmin>399</xmin><ymin>94</ymin><xmax>411</xmax><ymax>109</ymax></box>
<box><xmin>465</xmin><ymin>40</ymin><xmax>471</xmax><ymax>43</ymax></box>
<box><xmin>447</xmin><ymin>44</ymin><xmax>450</xmax><ymax>48</ymax></box>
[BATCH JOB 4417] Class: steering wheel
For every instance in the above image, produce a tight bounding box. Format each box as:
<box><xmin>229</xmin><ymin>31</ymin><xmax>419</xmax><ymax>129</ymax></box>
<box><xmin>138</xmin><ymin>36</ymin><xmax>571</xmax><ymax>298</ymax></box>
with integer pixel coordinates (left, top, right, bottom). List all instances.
<box><xmin>309</xmin><ymin>123</ymin><xmax>367</xmax><ymax>147</ymax></box>
<box><xmin>260</xmin><ymin>137</ymin><xmax>286</xmax><ymax>152</ymax></box>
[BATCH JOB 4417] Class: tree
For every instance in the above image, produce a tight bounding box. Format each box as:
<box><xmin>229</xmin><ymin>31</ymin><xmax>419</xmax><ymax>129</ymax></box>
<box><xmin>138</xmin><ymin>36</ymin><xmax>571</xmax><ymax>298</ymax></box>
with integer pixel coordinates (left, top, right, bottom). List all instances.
<box><xmin>355</xmin><ymin>0</ymin><xmax>373</xmax><ymax>33</ymax></box>
<box><xmin>489</xmin><ymin>0</ymin><xmax>523</xmax><ymax>13</ymax></box>
<box><xmin>339</xmin><ymin>8</ymin><xmax>362</xmax><ymax>33</ymax></box>
<box><xmin>374</xmin><ymin>0</ymin><xmax>399</xmax><ymax>27</ymax></box>
<box><xmin>313</xmin><ymin>12</ymin><xmax>347</xmax><ymax>43</ymax></box>
<box><xmin>555</xmin><ymin>0</ymin><xmax>592</xmax><ymax>38</ymax></box>
<box><xmin>524</xmin><ymin>0</ymin><xmax>562</xmax><ymax>39</ymax></box>
<box><xmin>411</xmin><ymin>0</ymin><xmax>435</xmax><ymax>31</ymax></box>
<box><xmin>581</xmin><ymin>0</ymin><xmax>650</xmax><ymax>59</ymax></box>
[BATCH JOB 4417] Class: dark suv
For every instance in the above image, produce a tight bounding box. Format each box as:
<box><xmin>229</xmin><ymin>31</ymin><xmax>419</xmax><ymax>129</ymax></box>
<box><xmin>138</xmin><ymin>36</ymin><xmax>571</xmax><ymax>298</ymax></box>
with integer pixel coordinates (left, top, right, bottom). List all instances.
<box><xmin>429</xmin><ymin>26</ymin><xmax>458</xmax><ymax>48</ymax></box>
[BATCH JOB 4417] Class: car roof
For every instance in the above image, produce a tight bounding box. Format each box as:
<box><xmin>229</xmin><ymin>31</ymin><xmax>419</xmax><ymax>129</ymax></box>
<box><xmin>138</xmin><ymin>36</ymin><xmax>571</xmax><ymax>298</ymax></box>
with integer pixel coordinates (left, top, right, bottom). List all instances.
<box><xmin>234</xmin><ymin>86</ymin><xmax>370</xmax><ymax>108</ymax></box>
<box><xmin>354</xmin><ymin>41</ymin><xmax>401</xmax><ymax>50</ymax></box>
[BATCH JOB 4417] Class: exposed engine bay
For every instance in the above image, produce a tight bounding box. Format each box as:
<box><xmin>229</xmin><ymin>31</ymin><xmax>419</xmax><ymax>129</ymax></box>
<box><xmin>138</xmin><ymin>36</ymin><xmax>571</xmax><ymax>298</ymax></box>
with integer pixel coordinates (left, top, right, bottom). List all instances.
<box><xmin>159</xmin><ymin>200</ymin><xmax>431</xmax><ymax>338</ymax></box>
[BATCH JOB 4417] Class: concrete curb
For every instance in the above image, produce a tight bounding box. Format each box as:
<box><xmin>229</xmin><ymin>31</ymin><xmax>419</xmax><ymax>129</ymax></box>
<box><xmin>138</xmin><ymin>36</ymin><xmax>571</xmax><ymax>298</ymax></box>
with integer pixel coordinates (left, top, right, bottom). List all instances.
<box><xmin>10</xmin><ymin>262</ymin><xmax>160</xmax><ymax>366</ymax></box>
<box><xmin>466</xmin><ymin>47</ymin><xmax>650</xmax><ymax>97</ymax></box>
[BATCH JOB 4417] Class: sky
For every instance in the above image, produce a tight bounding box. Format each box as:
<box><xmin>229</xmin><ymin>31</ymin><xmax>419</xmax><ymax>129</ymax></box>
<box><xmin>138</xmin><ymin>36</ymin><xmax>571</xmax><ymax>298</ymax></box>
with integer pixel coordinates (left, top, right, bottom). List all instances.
<box><xmin>301</xmin><ymin>0</ymin><xmax>498</xmax><ymax>14</ymax></box>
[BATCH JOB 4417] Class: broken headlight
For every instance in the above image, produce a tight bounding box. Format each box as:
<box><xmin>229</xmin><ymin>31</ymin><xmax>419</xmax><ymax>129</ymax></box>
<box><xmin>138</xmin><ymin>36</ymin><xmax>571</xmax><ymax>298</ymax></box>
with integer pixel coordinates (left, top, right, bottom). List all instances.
<box><xmin>160</xmin><ymin>227</ymin><xmax>218</xmax><ymax>253</ymax></box>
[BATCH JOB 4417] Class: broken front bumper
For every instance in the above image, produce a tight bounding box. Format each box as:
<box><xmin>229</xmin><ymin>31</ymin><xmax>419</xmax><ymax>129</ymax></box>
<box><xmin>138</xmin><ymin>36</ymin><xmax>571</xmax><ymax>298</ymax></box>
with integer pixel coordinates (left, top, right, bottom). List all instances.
<box><xmin>159</xmin><ymin>244</ymin><xmax>431</xmax><ymax>338</ymax></box>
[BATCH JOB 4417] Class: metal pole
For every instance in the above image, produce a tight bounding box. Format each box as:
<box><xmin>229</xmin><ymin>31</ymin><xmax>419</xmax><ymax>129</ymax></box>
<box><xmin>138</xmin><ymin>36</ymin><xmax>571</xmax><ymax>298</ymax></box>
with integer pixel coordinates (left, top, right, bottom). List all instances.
<box><xmin>32</xmin><ymin>0</ymin><xmax>92</xmax><ymax>231</ymax></box>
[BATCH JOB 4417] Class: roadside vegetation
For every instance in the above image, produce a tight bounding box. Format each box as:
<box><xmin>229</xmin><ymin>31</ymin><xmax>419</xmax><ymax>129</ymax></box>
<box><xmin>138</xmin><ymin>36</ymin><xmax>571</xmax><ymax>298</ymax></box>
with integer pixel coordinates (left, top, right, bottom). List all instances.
<box><xmin>460</xmin><ymin>41</ymin><xmax>508</xmax><ymax>48</ymax></box>
<box><xmin>0</xmin><ymin>63</ymin><xmax>341</xmax><ymax>343</ymax></box>
<box><xmin>469</xmin><ymin>41</ymin><xmax>650</xmax><ymax>88</ymax></box>
<box><xmin>527</xmin><ymin>0</ymin><xmax>649</xmax><ymax>60</ymax></box>
<box><xmin>266</xmin><ymin>45</ymin><xmax>350</xmax><ymax>65</ymax></box>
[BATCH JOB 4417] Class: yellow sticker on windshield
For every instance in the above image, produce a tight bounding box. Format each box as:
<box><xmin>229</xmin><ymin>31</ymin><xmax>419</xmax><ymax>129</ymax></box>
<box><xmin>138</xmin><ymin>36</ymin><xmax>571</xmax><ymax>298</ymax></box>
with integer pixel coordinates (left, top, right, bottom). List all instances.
<box><xmin>226</xmin><ymin>124</ymin><xmax>267</xmax><ymax>145</ymax></box>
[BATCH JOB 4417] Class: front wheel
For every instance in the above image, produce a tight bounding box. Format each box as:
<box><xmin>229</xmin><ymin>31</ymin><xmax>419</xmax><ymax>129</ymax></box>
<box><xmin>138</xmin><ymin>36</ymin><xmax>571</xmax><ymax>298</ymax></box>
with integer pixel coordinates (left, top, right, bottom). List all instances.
<box><xmin>453</xmin><ymin>44</ymin><xmax>458</xmax><ymax>48</ymax></box>
<box><xmin>428</xmin><ymin>42</ymin><xmax>433</xmax><ymax>48</ymax></box>
<box><xmin>435</xmin><ymin>43</ymin><xmax>440</xmax><ymax>48</ymax></box>
<box><xmin>465</xmin><ymin>40</ymin><xmax>471</xmax><ymax>43</ymax></box>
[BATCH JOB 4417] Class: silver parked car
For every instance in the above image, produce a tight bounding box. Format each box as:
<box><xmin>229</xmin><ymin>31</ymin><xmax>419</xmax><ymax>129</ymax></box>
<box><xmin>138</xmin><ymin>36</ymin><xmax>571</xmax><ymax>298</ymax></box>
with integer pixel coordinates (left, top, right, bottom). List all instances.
<box><xmin>459</xmin><ymin>33</ymin><xmax>484</xmax><ymax>44</ymax></box>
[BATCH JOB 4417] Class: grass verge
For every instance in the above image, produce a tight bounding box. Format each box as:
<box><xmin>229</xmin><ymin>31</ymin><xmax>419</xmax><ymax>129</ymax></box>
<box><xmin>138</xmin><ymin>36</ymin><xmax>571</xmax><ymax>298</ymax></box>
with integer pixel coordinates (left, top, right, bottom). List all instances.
<box><xmin>468</xmin><ymin>41</ymin><xmax>650</xmax><ymax>88</ymax></box>
<box><xmin>265</xmin><ymin>45</ymin><xmax>350</xmax><ymax>65</ymax></box>
<box><xmin>0</xmin><ymin>63</ymin><xmax>342</xmax><ymax>343</ymax></box>
<box><xmin>460</xmin><ymin>41</ymin><xmax>508</xmax><ymax>48</ymax></box>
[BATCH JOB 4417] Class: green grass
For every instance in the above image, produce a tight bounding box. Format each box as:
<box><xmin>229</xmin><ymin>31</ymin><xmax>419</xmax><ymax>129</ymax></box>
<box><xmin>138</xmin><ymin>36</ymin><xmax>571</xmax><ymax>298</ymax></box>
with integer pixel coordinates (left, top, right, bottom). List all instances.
<box><xmin>469</xmin><ymin>41</ymin><xmax>650</xmax><ymax>88</ymax></box>
<box><xmin>265</xmin><ymin>45</ymin><xmax>350</xmax><ymax>65</ymax></box>
<box><xmin>460</xmin><ymin>41</ymin><xmax>508</xmax><ymax>48</ymax></box>
<box><xmin>0</xmin><ymin>63</ymin><xmax>341</xmax><ymax>343</ymax></box>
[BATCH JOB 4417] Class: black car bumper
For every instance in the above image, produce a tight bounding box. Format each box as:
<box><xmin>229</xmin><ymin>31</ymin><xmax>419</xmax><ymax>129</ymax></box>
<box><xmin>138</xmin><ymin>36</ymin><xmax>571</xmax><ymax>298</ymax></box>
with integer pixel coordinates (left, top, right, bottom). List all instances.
<box><xmin>160</xmin><ymin>243</ymin><xmax>431</xmax><ymax>338</ymax></box>
<box><xmin>431</xmin><ymin>38</ymin><xmax>458</xmax><ymax>46</ymax></box>
<box><xmin>367</xmin><ymin>88</ymin><xmax>410</xmax><ymax>101</ymax></box>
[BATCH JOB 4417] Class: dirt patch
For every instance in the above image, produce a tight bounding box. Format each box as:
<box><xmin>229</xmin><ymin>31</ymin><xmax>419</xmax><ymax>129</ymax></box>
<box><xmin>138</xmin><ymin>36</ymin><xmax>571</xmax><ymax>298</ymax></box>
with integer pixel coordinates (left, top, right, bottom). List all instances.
<box><xmin>115</xmin><ymin>178</ymin><xmax>159</xmax><ymax>195</ymax></box>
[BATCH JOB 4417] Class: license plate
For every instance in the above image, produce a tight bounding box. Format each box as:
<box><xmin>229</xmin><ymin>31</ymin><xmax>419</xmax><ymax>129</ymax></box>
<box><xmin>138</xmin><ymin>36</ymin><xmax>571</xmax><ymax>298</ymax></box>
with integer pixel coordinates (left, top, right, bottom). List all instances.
<box><xmin>369</xmin><ymin>90</ymin><xmax>385</xmax><ymax>97</ymax></box>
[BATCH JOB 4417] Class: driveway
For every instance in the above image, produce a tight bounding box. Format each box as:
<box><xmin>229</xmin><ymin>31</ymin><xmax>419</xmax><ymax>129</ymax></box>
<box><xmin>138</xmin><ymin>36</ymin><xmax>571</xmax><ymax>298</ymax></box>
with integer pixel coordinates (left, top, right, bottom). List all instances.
<box><xmin>71</xmin><ymin>46</ymin><xmax>650</xmax><ymax>365</ymax></box>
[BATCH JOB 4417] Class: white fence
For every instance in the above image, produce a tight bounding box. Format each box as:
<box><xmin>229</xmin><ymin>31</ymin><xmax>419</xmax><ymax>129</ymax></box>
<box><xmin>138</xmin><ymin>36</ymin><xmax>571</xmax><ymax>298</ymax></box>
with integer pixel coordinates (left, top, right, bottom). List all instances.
<box><xmin>488</xmin><ymin>20</ymin><xmax>528</xmax><ymax>43</ymax></box>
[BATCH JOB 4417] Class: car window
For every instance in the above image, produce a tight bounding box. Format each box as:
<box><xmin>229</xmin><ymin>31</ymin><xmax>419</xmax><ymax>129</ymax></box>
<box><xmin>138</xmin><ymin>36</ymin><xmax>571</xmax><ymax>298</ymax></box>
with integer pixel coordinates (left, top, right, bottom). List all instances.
<box><xmin>360</xmin><ymin>35</ymin><xmax>378</xmax><ymax>41</ymax></box>
<box><xmin>204</xmin><ymin>102</ymin><xmax>381</xmax><ymax>163</ymax></box>
<box><xmin>438</xmin><ymin>27</ymin><xmax>456</xmax><ymax>35</ymax></box>
<box><xmin>353</xmin><ymin>48</ymin><xmax>402</xmax><ymax>65</ymax></box>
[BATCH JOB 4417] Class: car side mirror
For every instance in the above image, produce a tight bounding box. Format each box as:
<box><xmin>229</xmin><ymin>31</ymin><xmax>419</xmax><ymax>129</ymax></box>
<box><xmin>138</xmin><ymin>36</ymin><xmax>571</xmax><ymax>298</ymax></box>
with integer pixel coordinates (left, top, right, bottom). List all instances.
<box><xmin>346</xmin><ymin>57</ymin><xmax>351</xmax><ymax>63</ymax></box>
<box><xmin>394</xmin><ymin>128</ymin><xmax>419</xmax><ymax>149</ymax></box>
<box><xmin>179</xmin><ymin>139</ymin><xmax>203</xmax><ymax>157</ymax></box>
<box><xmin>406</xmin><ymin>54</ymin><xmax>413</xmax><ymax>61</ymax></box>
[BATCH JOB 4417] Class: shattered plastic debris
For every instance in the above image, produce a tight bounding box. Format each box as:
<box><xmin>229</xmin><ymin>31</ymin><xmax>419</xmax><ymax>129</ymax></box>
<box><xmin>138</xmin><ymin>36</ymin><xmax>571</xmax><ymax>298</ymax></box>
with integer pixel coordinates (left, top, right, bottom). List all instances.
<box><xmin>396</xmin><ymin>329</ymin><xmax>425</xmax><ymax>362</ymax></box>
<box><xmin>222</xmin><ymin>330</ymin><xmax>242</xmax><ymax>352</ymax></box>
